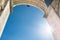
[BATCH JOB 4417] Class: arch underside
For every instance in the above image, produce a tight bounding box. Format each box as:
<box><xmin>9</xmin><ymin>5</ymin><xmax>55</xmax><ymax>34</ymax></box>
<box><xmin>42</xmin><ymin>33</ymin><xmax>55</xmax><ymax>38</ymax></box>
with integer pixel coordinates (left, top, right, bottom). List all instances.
<box><xmin>12</xmin><ymin>0</ymin><xmax>47</xmax><ymax>14</ymax></box>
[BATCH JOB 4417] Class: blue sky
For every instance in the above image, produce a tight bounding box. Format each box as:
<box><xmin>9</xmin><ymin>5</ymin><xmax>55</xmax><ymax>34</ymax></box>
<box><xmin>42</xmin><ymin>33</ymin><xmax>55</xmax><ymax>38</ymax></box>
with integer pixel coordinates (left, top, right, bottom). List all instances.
<box><xmin>0</xmin><ymin>4</ymin><xmax>54</xmax><ymax>40</ymax></box>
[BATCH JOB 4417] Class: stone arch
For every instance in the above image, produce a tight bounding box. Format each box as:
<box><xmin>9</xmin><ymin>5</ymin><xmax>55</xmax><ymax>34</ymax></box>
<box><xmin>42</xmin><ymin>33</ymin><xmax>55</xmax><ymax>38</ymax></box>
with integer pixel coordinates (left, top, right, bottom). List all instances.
<box><xmin>11</xmin><ymin>0</ymin><xmax>47</xmax><ymax>14</ymax></box>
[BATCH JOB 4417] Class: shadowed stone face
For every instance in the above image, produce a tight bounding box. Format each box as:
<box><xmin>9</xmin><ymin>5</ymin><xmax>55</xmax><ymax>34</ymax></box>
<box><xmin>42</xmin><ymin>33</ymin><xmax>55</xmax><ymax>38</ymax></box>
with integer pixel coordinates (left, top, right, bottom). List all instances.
<box><xmin>0</xmin><ymin>0</ymin><xmax>8</xmax><ymax>12</ymax></box>
<box><xmin>44</xmin><ymin>0</ymin><xmax>53</xmax><ymax>6</ymax></box>
<box><xmin>26</xmin><ymin>5</ymin><xmax>30</xmax><ymax>7</ymax></box>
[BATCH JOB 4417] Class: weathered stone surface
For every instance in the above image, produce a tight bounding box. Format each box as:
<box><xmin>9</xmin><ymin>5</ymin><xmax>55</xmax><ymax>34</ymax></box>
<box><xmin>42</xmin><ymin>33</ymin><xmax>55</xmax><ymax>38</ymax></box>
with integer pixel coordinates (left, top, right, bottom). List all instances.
<box><xmin>51</xmin><ymin>0</ymin><xmax>60</xmax><ymax>17</ymax></box>
<box><xmin>12</xmin><ymin>0</ymin><xmax>47</xmax><ymax>13</ymax></box>
<box><xmin>0</xmin><ymin>0</ymin><xmax>10</xmax><ymax>37</ymax></box>
<box><xmin>46</xmin><ymin>6</ymin><xmax>60</xmax><ymax>40</ymax></box>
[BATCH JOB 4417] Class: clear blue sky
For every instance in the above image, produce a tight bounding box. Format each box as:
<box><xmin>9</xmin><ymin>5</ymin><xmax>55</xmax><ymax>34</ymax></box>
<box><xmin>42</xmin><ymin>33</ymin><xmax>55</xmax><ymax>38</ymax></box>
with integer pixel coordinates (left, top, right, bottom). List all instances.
<box><xmin>0</xmin><ymin>4</ymin><xmax>54</xmax><ymax>40</ymax></box>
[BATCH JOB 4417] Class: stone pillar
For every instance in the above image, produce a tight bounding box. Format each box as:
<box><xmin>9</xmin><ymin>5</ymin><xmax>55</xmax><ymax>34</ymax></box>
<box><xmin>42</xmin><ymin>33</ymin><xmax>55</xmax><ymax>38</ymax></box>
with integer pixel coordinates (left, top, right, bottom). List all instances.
<box><xmin>45</xmin><ymin>6</ymin><xmax>60</xmax><ymax>40</ymax></box>
<box><xmin>0</xmin><ymin>0</ymin><xmax>10</xmax><ymax>38</ymax></box>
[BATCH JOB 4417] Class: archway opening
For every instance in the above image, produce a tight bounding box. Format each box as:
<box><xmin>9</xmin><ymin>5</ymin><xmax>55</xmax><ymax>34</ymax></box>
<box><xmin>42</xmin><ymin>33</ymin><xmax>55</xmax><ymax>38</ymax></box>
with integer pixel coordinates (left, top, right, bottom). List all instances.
<box><xmin>1</xmin><ymin>4</ymin><xmax>54</xmax><ymax>40</ymax></box>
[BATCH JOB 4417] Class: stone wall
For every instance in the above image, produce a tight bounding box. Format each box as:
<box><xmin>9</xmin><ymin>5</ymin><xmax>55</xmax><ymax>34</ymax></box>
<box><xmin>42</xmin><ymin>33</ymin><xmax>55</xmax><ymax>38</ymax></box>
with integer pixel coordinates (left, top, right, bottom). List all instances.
<box><xmin>0</xmin><ymin>0</ymin><xmax>10</xmax><ymax>37</ymax></box>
